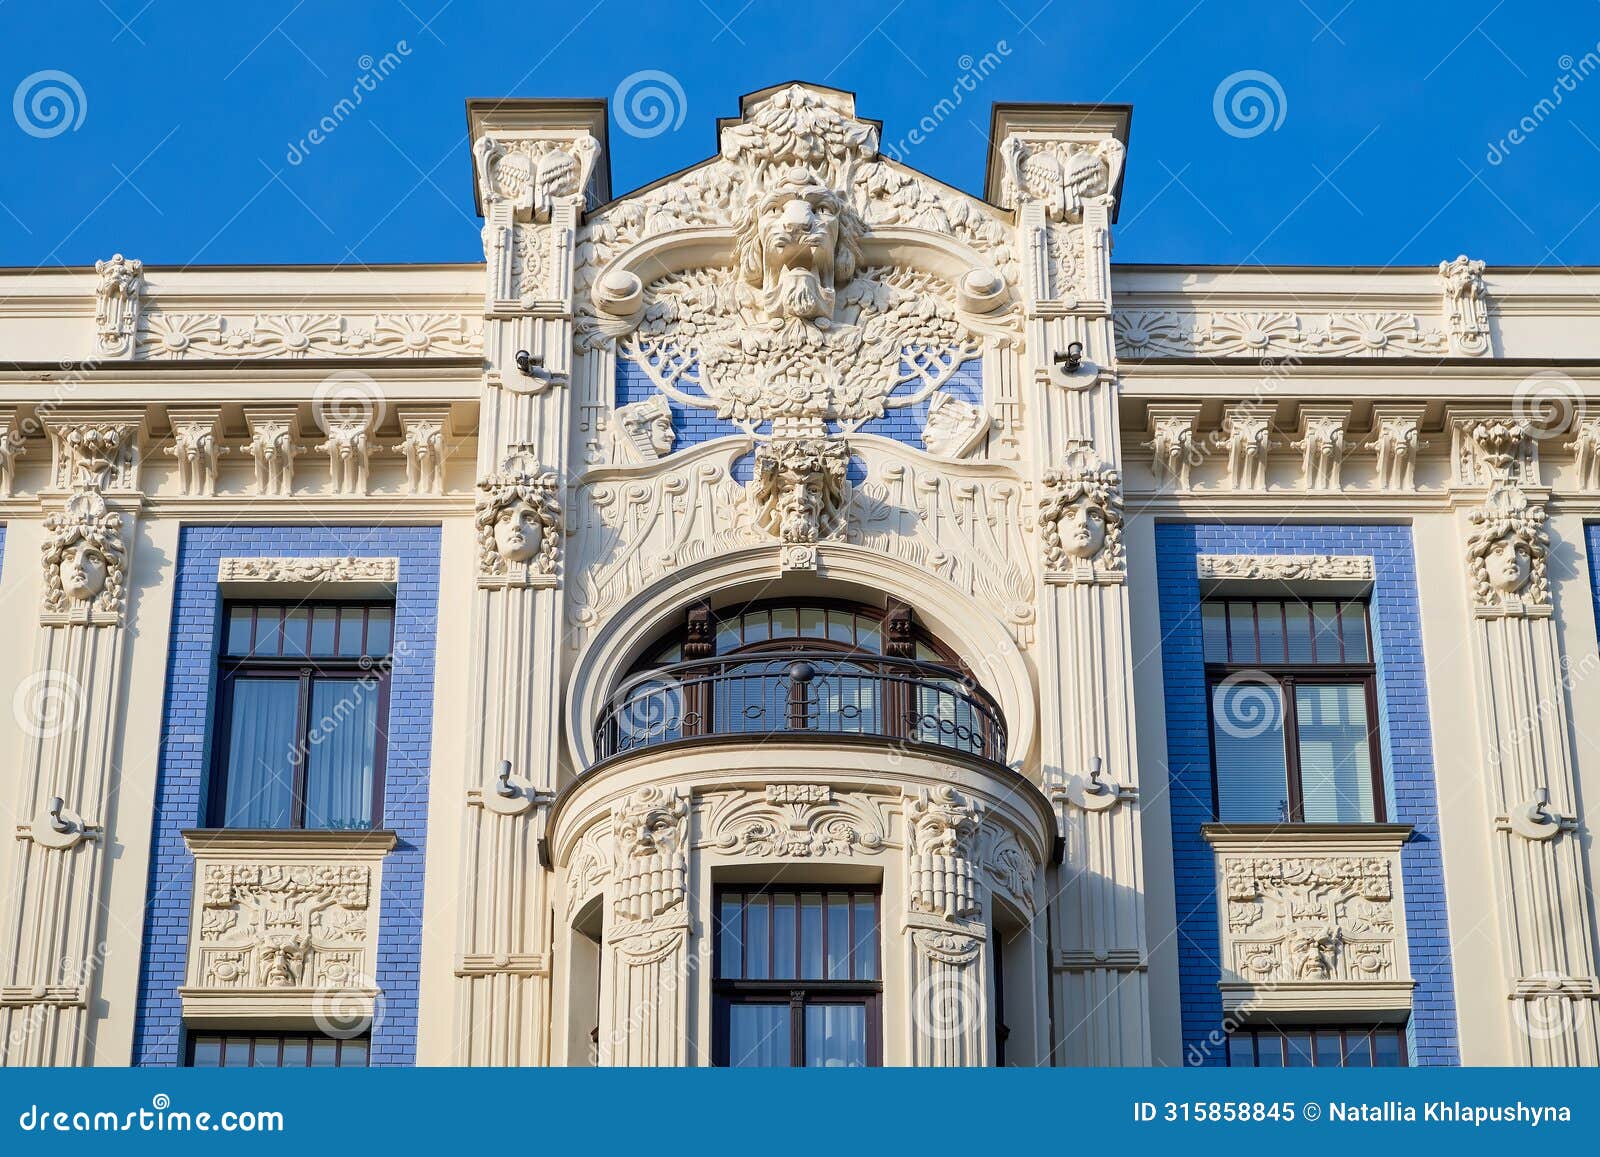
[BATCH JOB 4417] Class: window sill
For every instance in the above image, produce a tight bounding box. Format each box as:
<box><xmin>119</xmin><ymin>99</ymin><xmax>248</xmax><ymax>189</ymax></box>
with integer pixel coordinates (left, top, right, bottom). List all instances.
<box><xmin>181</xmin><ymin>827</ymin><xmax>398</xmax><ymax>856</ymax></box>
<box><xmin>1202</xmin><ymin>822</ymin><xmax>1412</xmax><ymax>849</ymax></box>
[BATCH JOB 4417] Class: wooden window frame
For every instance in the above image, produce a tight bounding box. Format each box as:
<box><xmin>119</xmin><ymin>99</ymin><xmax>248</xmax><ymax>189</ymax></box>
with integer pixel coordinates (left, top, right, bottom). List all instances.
<box><xmin>711</xmin><ymin>886</ymin><xmax>883</xmax><ymax>1068</ymax></box>
<box><xmin>1226</xmin><ymin>1024</ymin><xmax>1408</xmax><ymax>1067</ymax></box>
<box><xmin>1205</xmin><ymin>598</ymin><xmax>1387</xmax><ymax>824</ymax></box>
<box><xmin>207</xmin><ymin>600</ymin><xmax>394</xmax><ymax>831</ymax></box>
<box><xmin>185</xmin><ymin>1031</ymin><xmax>371</xmax><ymax>1067</ymax></box>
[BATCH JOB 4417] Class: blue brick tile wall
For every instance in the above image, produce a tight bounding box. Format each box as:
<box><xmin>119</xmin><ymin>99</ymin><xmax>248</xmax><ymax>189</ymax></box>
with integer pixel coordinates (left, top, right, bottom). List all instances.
<box><xmin>131</xmin><ymin>525</ymin><xmax>441</xmax><ymax>1067</ymax></box>
<box><xmin>1153</xmin><ymin>523</ymin><xmax>1460</xmax><ymax>1066</ymax></box>
<box><xmin>616</xmin><ymin>352</ymin><xmax>982</xmax><ymax>452</ymax></box>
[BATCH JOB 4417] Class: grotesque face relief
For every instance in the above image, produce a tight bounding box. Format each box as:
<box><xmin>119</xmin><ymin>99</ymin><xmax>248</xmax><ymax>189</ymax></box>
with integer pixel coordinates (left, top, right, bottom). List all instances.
<box><xmin>736</xmin><ymin>167</ymin><xmax>860</xmax><ymax>326</ymax></box>
<box><xmin>1485</xmin><ymin>532</ymin><xmax>1532</xmax><ymax>593</ymax></box>
<box><xmin>258</xmin><ymin>935</ymin><xmax>304</xmax><ymax>987</ymax></box>
<box><xmin>58</xmin><ymin>540</ymin><xmax>109</xmax><ymax>602</ymax></box>
<box><xmin>646</xmin><ymin>413</ymin><xmax>675</xmax><ymax>456</ymax></box>
<box><xmin>493</xmin><ymin>499</ymin><xmax>542</xmax><ymax>564</ymax></box>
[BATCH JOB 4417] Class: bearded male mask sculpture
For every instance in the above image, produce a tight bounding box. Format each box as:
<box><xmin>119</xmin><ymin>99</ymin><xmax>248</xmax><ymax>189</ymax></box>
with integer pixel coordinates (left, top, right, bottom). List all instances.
<box><xmin>734</xmin><ymin>167</ymin><xmax>864</xmax><ymax>325</ymax></box>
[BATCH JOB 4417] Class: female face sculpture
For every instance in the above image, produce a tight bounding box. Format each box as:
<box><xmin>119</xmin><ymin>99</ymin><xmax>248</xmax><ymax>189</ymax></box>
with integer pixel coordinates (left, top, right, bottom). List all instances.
<box><xmin>493</xmin><ymin>499</ymin><xmax>542</xmax><ymax>564</ymax></box>
<box><xmin>1485</xmin><ymin>532</ymin><xmax>1533</xmax><ymax>593</ymax></box>
<box><xmin>58</xmin><ymin>540</ymin><xmax>109</xmax><ymax>602</ymax></box>
<box><xmin>1057</xmin><ymin>494</ymin><xmax>1109</xmax><ymax>560</ymax></box>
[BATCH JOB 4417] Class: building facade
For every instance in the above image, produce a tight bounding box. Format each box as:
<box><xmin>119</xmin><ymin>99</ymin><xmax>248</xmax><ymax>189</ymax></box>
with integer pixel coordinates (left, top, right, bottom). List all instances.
<box><xmin>1</xmin><ymin>83</ymin><xmax>1597</xmax><ymax>1068</ymax></box>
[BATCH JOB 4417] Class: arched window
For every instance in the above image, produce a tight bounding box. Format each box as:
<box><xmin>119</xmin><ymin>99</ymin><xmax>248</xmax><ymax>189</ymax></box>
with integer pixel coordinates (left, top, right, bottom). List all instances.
<box><xmin>596</xmin><ymin>599</ymin><xmax>1004</xmax><ymax>764</ymax></box>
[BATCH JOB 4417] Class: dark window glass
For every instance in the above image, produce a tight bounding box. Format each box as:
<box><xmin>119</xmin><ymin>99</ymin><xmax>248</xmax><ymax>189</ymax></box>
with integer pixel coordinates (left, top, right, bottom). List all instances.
<box><xmin>188</xmin><ymin>1033</ymin><xmax>368</xmax><ymax>1067</ymax></box>
<box><xmin>1206</xmin><ymin>597</ymin><xmax>1385</xmax><ymax>823</ymax></box>
<box><xmin>1228</xmin><ymin>1025</ymin><xmax>1407</xmax><ymax>1067</ymax></box>
<box><xmin>715</xmin><ymin>888</ymin><xmax>880</xmax><ymax>1067</ymax></box>
<box><xmin>212</xmin><ymin>602</ymin><xmax>392</xmax><ymax>830</ymax></box>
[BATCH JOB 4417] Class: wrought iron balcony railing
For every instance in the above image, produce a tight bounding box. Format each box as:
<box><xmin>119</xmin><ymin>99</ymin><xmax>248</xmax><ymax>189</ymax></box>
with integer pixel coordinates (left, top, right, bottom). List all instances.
<box><xmin>594</xmin><ymin>651</ymin><xmax>1007</xmax><ymax>766</ymax></box>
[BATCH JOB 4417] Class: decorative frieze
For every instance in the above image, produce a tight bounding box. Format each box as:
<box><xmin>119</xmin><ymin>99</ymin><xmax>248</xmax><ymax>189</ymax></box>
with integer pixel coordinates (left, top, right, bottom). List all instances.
<box><xmin>702</xmin><ymin>784</ymin><xmax>889</xmax><ymax>858</ymax></box>
<box><xmin>135</xmin><ymin>311</ymin><xmax>481</xmax><ymax>360</ymax></box>
<box><xmin>179</xmin><ymin>831</ymin><xmax>393</xmax><ymax>1025</ymax></box>
<box><xmin>1113</xmin><ymin>308</ymin><xmax>1449</xmax><ymax>358</ymax></box>
<box><xmin>217</xmin><ymin>556</ymin><xmax>399</xmax><ymax>586</ymax></box>
<box><xmin>1038</xmin><ymin>442</ymin><xmax>1124</xmax><ymax>583</ymax></box>
<box><xmin>1204</xmin><ymin>825</ymin><xmax>1413</xmax><ymax>1014</ymax></box>
<box><xmin>1197</xmin><ymin>553</ymin><xmax>1374</xmax><ymax>585</ymax></box>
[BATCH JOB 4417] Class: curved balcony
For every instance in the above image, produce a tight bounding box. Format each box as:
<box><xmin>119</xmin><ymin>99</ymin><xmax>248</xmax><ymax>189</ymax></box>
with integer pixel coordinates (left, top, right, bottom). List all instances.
<box><xmin>594</xmin><ymin>651</ymin><xmax>1007</xmax><ymax>766</ymax></box>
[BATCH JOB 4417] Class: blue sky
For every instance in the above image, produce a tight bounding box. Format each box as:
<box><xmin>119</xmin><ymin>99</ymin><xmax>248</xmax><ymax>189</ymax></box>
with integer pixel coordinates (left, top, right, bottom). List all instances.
<box><xmin>2</xmin><ymin>0</ymin><xmax>1598</xmax><ymax>268</ymax></box>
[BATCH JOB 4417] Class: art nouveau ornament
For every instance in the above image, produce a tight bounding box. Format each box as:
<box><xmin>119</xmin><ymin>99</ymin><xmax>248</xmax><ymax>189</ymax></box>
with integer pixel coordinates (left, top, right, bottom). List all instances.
<box><xmin>394</xmin><ymin>411</ymin><xmax>448</xmax><ymax>495</ymax></box>
<box><xmin>1291</xmin><ymin>407</ymin><xmax>1349</xmax><ymax>492</ymax></box>
<box><xmin>997</xmin><ymin>136</ymin><xmax>1125</xmax><ymax>222</ymax></box>
<box><xmin>474</xmin><ymin>134</ymin><xmax>599</xmax><ymax>223</ymax></box>
<box><xmin>40</xmin><ymin>488</ymin><xmax>126</xmax><ymax>621</ymax></box>
<box><xmin>1367</xmin><ymin>410</ymin><xmax>1426</xmax><ymax>492</ymax></box>
<box><xmin>747</xmin><ymin>436</ymin><xmax>850</xmax><ymax>570</ymax></box>
<box><xmin>166</xmin><ymin>410</ymin><xmax>226</xmax><ymax>497</ymax></box>
<box><xmin>613</xmin><ymin>395</ymin><xmax>677</xmax><ymax>462</ymax></box>
<box><xmin>1454</xmin><ymin>415</ymin><xmax>1535</xmax><ymax>487</ymax></box>
<box><xmin>316</xmin><ymin>418</ymin><xmax>373</xmax><ymax>496</ymax></box>
<box><xmin>920</xmin><ymin>391</ymin><xmax>989</xmax><ymax>458</ymax></box>
<box><xmin>1565</xmin><ymin>417</ymin><xmax>1600</xmax><ymax>491</ymax></box>
<box><xmin>1440</xmin><ymin>254</ymin><xmax>1490</xmax><ymax>356</ymax></box>
<box><xmin>49</xmin><ymin>421</ymin><xmax>139</xmax><ymax>491</ymax></box>
<box><xmin>1465</xmin><ymin>485</ymin><xmax>1549</xmax><ymax>612</ymax></box>
<box><xmin>610</xmin><ymin>786</ymin><xmax>689</xmax><ymax>936</ymax></box>
<box><xmin>1223</xmin><ymin>408</ymin><xmax>1274</xmax><ymax>492</ymax></box>
<box><xmin>1038</xmin><ymin>443</ymin><xmax>1123</xmax><ymax>581</ymax></box>
<box><xmin>1144</xmin><ymin>410</ymin><xmax>1197</xmax><ymax>491</ymax></box>
<box><xmin>0</xmin><ymin>410</ymin><xmax>25</xmax><ymax>498</ymax></box>
<box><xmin>93</xmin><ymin>253</ymin><xmax>142</xmax><ymax>356</ymax></box>
<box><xmin>476</xmin><ymin>459</ymin><xmax>563</xmax><ymax>583</ymax></box>
<box><xmin>905</xmin><ymin>785</ymin><xmax>984</xmax><ymax>925</ymax></box>
<box><xmin>242</xmin><ymin>411</ymin><xmax>303</xmax><ymax>496</ymax></box>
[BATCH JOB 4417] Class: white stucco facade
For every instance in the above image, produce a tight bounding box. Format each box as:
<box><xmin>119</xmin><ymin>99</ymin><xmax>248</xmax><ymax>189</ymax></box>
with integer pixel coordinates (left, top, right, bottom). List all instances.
<box><xmin>0</xmin><ymin>83</ymin><xmax>1597</xmax><ymax>1067</ymax></box>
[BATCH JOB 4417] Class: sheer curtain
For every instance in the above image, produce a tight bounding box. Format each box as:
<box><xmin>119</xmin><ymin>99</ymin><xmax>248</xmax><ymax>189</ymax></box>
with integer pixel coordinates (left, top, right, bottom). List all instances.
<box><xmin>303</xmin><ymin>678</ymin><xmax>379</xmax><ymax>829</ymax></box>
<box><xmin>222</xmin><ymin>678</ymin><xmax>300</xmax><ymax>828</ymax></box>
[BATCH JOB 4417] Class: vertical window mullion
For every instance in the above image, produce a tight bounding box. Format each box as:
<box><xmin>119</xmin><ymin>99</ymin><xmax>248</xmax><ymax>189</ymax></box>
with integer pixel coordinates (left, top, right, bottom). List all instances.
<box><xmin>1281</xmin><ymin>675</ymin><xmax>1304</xmax><ymax>823</ymax></box>
<box><xmin>293</xmin><ymin>668</ymin><xmax>313</xmax><ymax>828</ymax></box>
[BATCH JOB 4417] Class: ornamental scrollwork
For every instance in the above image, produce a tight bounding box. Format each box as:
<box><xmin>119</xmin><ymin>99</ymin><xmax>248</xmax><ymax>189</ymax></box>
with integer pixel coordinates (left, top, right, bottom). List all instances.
<box><xmin>195</xmin><ymin>863</ymin><xmax>373</xmax><ymax>992</ymax></box>
<box><xmin>1220</xmin><ymin>853</ymin><xmax>1399</xmax><ymax>986</ymax></box>
<box><xmin>701</xmin><ymin>785</ymin><xmax>889</xmax><ymax>859</ymax></box>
